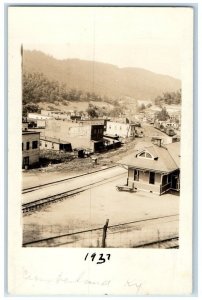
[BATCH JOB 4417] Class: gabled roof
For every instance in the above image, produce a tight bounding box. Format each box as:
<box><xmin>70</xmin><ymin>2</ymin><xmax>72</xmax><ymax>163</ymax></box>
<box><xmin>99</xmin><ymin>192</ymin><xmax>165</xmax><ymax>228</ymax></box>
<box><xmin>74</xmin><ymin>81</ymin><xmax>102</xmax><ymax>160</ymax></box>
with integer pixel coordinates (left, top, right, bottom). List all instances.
<box><xmin>137</xmin><ymin>147</ymin><xmax>158</xmax><ymax>159</ymax></box>
<box><xmin>118</xmin><ymin>142</ymin><xmax>180</xmax><ymax>173</ymax></box>
<box><xmin>165</xmin><ymin>142</ymin><xmax>180</xmax><ymax>167</ymax></box>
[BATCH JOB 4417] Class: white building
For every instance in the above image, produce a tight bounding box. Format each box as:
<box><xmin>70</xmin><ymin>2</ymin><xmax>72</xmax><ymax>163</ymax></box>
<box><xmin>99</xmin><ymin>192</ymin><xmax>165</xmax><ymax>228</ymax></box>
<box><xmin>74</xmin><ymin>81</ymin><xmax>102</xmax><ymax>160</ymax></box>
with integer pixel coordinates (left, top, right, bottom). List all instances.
<box><xmin>28</xmin><ymin>113</ymin><xmax>52</xmax><ymax>120</ymax></box>
<box><xmin>106</xmin><ymin>120</ymin><xmax>136</xmax><ymax>138</ymax></box>
<box><xmin>41</xmin><ymin>110</ymin><xmax>71</xmax><ymax>120</ymax></box>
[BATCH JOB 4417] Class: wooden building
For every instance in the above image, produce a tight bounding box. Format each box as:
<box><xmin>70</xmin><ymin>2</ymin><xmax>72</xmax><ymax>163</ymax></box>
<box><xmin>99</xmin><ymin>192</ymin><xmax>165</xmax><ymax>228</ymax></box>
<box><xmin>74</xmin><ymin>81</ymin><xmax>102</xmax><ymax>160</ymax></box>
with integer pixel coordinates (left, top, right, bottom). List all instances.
<box><xmin>40</xmin><ymin>136</ymin><xmax>72</xmax><ymax>152</ymax></box>
<box><xmin>119</xmin><ymin>140</ymin><xmax>180</xmax><ymax>195</ymax></box>
<box><xmin>106</xmin><ymin>119</ymin><xmax>137</xmax><ymax>138</ymax></box>
<box><xmin>22</xmin><ymin>124</ymin><xmax>40</xmax><ymax>168</ymax></box>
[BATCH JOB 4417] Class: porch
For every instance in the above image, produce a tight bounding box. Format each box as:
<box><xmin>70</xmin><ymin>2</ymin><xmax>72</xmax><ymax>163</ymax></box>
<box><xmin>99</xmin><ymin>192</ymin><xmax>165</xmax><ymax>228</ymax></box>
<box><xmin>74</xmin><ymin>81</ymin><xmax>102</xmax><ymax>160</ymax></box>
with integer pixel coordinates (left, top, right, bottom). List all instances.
<box><xmin>127</xmin><ymin>168</ymin><xmax>180</xmax><ymax>195</ymax></box>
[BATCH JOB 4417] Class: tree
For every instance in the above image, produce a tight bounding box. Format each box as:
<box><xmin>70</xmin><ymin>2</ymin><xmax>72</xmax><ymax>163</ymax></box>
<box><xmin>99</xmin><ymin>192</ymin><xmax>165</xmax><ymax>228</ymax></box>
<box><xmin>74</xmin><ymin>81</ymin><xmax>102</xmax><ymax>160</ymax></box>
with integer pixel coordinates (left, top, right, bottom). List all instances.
<box><xmin>156</xmin><ymin>107</ymin><xmax>170</xmax><ymax>121</ymax></box>
<box><xmin>109</xmin><ymin>107</ymin><xmax>122</xmax><ymax>117</ymax></box>
<box><xmin>146</xmin><ymin>103</ymin><xmax>152</xmax><ymax>108</ymax></box>
<box><xmin>154</xmin><ymin>89</ymin><xmax>181</xmax><ymax>106</ymax></box>
<box><xmin>23</xmin><ymin>103</ymin><xmax>40</xmax><ymax>117</ymax></box>
<box><xmin>138</xmin><ymin>103</ymin><xmax>146</xmax><ymax>112</ymax></box>
<box><xmin>154</xmin><ymin>95</ymin><xmax>163</xmax><ymax>106</ymax></box>
<box><xmin>86</xmin><ymin>105</ymin><xmax>99</xmax><ymax>118</ymax></box>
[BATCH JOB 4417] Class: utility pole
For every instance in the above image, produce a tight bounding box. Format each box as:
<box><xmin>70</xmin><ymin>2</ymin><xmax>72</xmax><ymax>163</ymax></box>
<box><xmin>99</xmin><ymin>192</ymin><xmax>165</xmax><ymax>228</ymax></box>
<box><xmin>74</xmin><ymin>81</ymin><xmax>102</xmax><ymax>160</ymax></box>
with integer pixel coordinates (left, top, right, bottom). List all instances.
<box><xmin>102</xmin><ymin>219</ymin><xmax>109</xmax><ymax>248</ymax></box>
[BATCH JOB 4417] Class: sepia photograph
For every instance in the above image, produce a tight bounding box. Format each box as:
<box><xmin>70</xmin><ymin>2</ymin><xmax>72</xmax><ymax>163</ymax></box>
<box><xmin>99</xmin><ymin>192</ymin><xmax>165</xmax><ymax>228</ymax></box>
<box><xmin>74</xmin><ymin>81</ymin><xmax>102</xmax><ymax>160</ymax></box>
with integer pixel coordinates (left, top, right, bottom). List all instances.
<box><xmin>7</xmin><ymin>4</ymin><xmax>194</xmax><ymax>296</ymax></box>
<box><xmin>21</xmin><ymin>7</ymin><xmax>182</xmax><ymax>249</ymax></box>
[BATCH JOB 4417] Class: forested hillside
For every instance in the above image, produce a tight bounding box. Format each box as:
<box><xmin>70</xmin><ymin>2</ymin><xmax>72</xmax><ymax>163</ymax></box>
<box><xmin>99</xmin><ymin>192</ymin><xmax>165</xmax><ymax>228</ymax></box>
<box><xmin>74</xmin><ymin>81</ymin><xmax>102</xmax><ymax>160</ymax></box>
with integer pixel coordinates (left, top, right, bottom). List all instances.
<box><xmin>23</xmin><ymin>50</ymin><xmax>181</xmax><ymax>102</ymax></box>
<box><xmin>23</xmin><ymin>72</ymin><xmax>107</xmax><ymax>105</ymax></box>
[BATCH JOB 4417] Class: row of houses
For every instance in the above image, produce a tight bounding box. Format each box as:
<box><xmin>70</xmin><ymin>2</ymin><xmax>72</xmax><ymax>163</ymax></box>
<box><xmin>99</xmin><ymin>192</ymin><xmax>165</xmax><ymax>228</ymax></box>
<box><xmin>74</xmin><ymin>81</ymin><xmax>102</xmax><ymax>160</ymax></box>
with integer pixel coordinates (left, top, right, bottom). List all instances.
<box><xmin>154</xmin><ymin>119</ymin><xmax>180</xmax><ymax>131</ymax></box>
<box><xmin>22</xmin><ymin>119</ymin><xmax>181</xmax><ymax>196</ymax></box>
<box><xmin>28</xmin><ymin>109</ymin><xmax>96</xmax><ymax>123</ymax></box>
<box><xmin>22</xmin><ymin>123</ymin><xmax>181</xmax><ymax>196</ymax></box>
<box><xmin>28</xmin><ymin>112</ymin><xmax>143</xmax><ymax>139</ymax></box>
<box><xmin>135</xmin><ymin>106</ymin><xmax>181</xmax><ymax>128</ymax></box>
<box><xmin>22</xmin><ymin>115</ymin><xmax>144</xmax><ymax>169</ymax></box>
<box><xmin>22</xmin><ymin>118</ymin><xmax>121</xmax><ymax>169</ymax></box>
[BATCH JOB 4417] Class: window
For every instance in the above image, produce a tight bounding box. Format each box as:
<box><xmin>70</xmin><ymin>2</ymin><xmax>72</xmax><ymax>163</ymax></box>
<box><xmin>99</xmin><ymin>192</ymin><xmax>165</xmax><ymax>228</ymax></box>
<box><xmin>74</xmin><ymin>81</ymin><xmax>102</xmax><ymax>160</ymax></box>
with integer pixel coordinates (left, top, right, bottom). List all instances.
<box><xmin>138</xmin><ymin>151</ymin><xmax>154</xmax><ymax>160</ymax></box>
<box><xmin>149</xmin><ymin>172</ymin><xmax>155</xmax><ymax>184</ymax></box>
<box><xmin>162</xmin><ymin>175</ymin><xmax>167</xmax><ymax>186</ymax></box>
<box><xmin>32</xmin><ymin>141</ymin><xmax>38</xmax><ymax>149</ymax></box>
<box><xmin>45</xmin><ymin>143</ymin><xmax>47</xmax><ymax>147</ymax></box>
<box><xmin>26</xmin><ymin>142</ymin><xmax>29</xmax><ymax>150</ymax></box>
<box><xmin>22</xmin><ymin>143</ymin><xmax>24</xmax><ymax>151</ymax></box>
<box><xmin>23</xmin><ymin>156</ymin><xmax>29</xmax><ymax>167</ymax></box>
<box><xmin>134</xmin><ymin>169</ymin><xmax>139</xmax><ymax>181</ymax></box>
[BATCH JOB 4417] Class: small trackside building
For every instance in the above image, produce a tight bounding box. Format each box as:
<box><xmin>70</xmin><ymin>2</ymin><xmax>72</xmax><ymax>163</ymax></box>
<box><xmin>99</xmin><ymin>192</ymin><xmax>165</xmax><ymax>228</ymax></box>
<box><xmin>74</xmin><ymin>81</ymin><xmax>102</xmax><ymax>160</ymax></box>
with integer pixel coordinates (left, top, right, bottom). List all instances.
<box><xmin>118</xmin><ymin>141</ymin><xmax>180</xmax><ymax>195</ymax></box>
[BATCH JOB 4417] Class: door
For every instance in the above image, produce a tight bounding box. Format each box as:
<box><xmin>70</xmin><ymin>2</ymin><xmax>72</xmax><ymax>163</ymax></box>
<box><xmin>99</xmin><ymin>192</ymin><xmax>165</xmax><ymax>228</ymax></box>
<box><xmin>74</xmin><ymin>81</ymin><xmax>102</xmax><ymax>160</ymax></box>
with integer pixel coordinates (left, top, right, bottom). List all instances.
<box><xmin>23</xmin><ymin>156</ymin><xmax>29</xmax><ymax>168</ymax></box>
<box><xmin>171</xmin><ymin>174</ymin><xmax>179</xmax><ymax>190</ymax></box>
<box><xmin>149</xmin><ymin>172</ymin><xmax>155</xmax><ymax>184</ymax></box>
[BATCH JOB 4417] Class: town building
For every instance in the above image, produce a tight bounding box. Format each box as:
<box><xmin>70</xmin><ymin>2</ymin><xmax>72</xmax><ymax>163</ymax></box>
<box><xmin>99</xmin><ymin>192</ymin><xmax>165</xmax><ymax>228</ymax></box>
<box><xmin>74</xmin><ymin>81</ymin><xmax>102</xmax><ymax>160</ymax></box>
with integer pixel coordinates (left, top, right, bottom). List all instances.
<box><xmin>28</xmin><ymin>112</ymin><xmax>52</xmax><ymax>120</ymax></box>
<box><xmin>22</xmin><ymin>122</ymin><xmax>29</xmax><ymax>131</ymax></box>
<box><xmin>40</xmin><ymin>136</ymin><xmax>72</xmax><ymax>152</ymax></box>
<box><xmin>42</xmin><ymin>119</ymin><xmax>105</xmax><ymax>152</ymax></box>
<box><xmin>41</xmin><ymin>110</ymin><xmax>72</xmax><ymax>120</ymax></box>
<box><xmin>154</xmin><ymin>119</ymin><xmax>179</xmax><ymax>131</ymax></box>
<box><xmin>105</xmin><ymin>118</ymin><xmax>137</xmax><ymax>138</ymax></box>
<box><xmin>151</xmin><ymin>135</ymin><xmax>180</xmax><ymax>145</ymax></box>
<box><xmin>22</xmin><ymin>123</ymin><xmax>40</xmax><ymax>169</ymax></box>
<box><xmin>119</xmin><ymin>140</ymin><xmax>180</xmax><ymax>195</ymax></box>
<box><xmin>27</xmin><ymin>119</ymin><xmax>46</xmax><ymax>129</ymax></box>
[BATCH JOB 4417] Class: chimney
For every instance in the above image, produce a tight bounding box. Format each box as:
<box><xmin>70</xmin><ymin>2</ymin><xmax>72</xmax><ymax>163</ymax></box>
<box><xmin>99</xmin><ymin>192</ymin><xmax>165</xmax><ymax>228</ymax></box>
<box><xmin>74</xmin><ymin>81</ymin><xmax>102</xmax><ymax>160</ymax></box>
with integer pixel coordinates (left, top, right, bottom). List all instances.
<box><xmin>151</xmin><ymin>137</ymin><xmax>162</xmax><ymax>147</ymax></box>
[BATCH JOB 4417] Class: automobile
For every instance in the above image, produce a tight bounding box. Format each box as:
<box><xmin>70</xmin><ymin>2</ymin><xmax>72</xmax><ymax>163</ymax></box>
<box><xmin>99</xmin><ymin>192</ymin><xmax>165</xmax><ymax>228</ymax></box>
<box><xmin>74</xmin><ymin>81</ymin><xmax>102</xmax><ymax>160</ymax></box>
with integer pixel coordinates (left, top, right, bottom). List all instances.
<box><xmin>116</xmin><ymin>184</ymin><xmax>136</xmax><ymax>193</ymax></box>
<box><xmin>84</xmin><ymin>148</ymin><xmax>94</xmax><ymax>157</ymax></box>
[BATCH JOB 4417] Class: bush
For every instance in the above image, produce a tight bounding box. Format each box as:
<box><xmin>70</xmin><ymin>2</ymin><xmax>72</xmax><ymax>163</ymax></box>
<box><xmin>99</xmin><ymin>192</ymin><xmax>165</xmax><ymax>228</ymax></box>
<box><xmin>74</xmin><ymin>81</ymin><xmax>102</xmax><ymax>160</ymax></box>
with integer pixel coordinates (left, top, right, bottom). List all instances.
<box><xmin>39</xmin><ymin>150</ymin><xmax>75</xmax><ymax>166</ymax></box>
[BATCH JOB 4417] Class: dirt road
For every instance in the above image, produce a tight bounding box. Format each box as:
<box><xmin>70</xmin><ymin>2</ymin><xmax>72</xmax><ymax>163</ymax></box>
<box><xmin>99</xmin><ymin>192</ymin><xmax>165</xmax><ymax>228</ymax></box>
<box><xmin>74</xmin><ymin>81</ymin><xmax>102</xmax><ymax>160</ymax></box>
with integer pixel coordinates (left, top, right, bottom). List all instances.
<box><xmin>23</xmin><ymin>174</ymin><xmax>179</xmax><ymax>246</ymax></box>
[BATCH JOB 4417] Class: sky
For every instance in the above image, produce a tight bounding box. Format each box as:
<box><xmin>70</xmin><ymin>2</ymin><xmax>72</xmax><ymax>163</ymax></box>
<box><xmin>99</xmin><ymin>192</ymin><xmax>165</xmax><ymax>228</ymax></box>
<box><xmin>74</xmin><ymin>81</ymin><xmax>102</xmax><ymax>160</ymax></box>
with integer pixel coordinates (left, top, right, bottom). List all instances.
<box><xmin>9</xmin><ymin>6</ymin><xmax>193</xmax><ymax>80</ymax></box>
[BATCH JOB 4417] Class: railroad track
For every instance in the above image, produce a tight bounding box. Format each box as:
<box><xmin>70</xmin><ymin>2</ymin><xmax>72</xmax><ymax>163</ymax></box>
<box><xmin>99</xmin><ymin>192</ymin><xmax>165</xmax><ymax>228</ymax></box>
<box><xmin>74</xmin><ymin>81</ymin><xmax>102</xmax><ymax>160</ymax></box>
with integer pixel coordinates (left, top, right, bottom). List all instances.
<box><xmin>22</xmin><ymin>172</ymin><xmax>126</xmax><ymax>214</ymax></box>
<box><xmin>22</xmin><ymin>165</ymin><xmax>118</xmax><ymax>194</ymax></box>
<box><xmin>23</xmin><ymin>214</ymin><xmax>179</xmax><ymax>247</ymax></box>
<box><xmin>134</xmin><ymin>237</ymin><xmax>179</xmax><ymax>249</ymax></box>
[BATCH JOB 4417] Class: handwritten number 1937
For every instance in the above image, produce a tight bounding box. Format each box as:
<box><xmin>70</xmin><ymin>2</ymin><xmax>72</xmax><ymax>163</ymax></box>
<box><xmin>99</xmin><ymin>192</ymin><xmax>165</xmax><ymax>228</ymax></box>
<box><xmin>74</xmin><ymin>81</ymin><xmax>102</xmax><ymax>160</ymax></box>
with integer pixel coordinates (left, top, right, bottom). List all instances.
<box><xmin>84</xmin><ymin>253</ymin><xmax>111</xmax><ymax>264</ymax></box>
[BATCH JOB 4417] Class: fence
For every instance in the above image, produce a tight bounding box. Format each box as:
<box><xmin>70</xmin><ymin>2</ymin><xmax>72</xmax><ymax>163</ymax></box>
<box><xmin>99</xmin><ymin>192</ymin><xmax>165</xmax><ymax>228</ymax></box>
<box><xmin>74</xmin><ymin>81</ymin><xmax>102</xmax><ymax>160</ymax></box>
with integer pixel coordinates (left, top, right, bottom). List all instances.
<box><xmin>23</xmin><ymin>215</ymin><xmax>179</xmax><ymax>248</ymax></box>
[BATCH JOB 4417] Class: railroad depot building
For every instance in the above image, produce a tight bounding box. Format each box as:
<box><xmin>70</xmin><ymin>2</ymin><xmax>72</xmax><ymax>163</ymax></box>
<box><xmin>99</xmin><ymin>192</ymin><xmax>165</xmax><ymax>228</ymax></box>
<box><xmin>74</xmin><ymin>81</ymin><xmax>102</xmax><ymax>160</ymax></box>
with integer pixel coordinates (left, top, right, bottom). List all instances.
<box><xmin>42</xmin><ymin>119</ymin><xmax>105</xmax><ymax>152</ymax></box>
<box><xmin>22</xmin><ymin>122</ymin><xmax>40</xmax><ymax>168</ymax></box>
<box><xmin>119</xmin><ymin>140</ymin><xmax>180</xmax><ymax>195</ymax></box>
<box><xmin>40</xmin><ymin>136</ymin><xmax>72</xmax><ymax>152</ymax></box>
